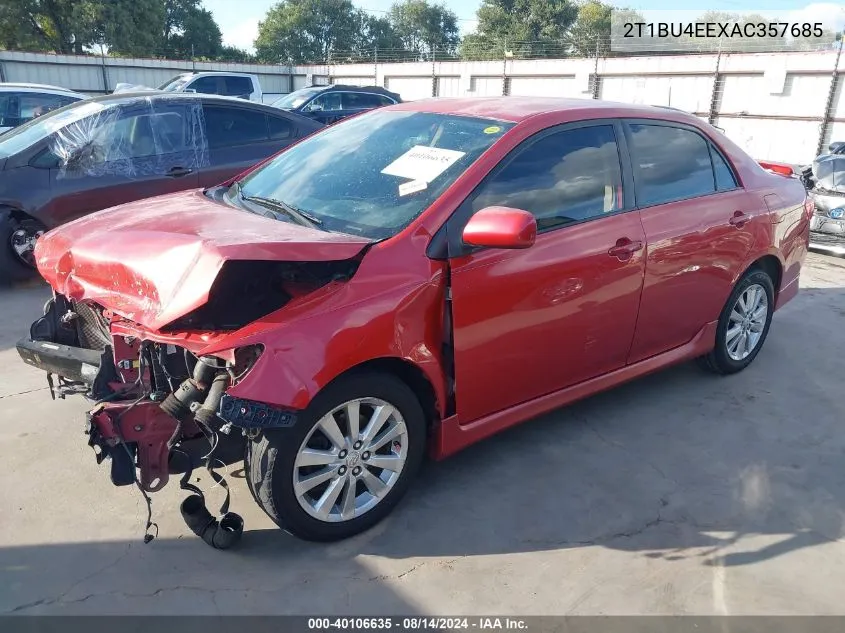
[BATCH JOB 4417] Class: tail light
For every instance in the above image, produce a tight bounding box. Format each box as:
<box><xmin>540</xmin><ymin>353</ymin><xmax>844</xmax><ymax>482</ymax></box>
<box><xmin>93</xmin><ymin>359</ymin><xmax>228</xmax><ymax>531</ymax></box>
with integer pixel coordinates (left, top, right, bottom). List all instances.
<box><xmin>758</xmin><ymin>160</ymin><xmax>794</xmax><ymax>177</ymax></box>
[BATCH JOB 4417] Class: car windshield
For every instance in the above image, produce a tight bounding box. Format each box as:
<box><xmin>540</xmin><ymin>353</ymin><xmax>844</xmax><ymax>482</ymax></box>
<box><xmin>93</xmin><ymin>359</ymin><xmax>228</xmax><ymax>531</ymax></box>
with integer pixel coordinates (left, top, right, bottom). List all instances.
<box><xmin>273</xmin><ymin>87</ymin><xmax>323</xmax><ymax>109</ymax></box>
<box><xmin>0</xmin><ymin>99</ymin><xmax>107</xmax><ymax>157</ymax></box>
<box><xmin>158</xmin><ymin>74</ymin><xmax>192</xmax><ymax>91</ymax></box>
<box><xmin>234</xmin><ymin>110</ymin><xmax>514</xmax><ymax>239</ymax></box>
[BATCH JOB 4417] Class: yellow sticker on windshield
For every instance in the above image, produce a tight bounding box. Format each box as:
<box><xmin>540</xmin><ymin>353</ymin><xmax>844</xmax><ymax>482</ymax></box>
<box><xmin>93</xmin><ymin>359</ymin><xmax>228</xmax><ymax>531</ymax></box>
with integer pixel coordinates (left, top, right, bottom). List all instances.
<box><xmin>483</xmin><ymin>126</ymin><xmax>502</xmax><ymax>134</ymax></box>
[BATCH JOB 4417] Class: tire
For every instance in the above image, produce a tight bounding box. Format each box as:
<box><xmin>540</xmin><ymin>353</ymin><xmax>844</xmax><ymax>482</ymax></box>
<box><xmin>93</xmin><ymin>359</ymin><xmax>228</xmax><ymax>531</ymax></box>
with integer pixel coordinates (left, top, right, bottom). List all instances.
<box><xmin>0</xmin><ymin>209</ymin><xmax>40</xmax><ymax>285</ymax></box>
<box><xmin>698</xmin><ymin>268</ymin><xmax>775</xmax><ymax>375</ymax></box>
<box><xmin>246</xmin><ymin>371</ymin><xmax>427</xmax><ymax>542</ymax></box>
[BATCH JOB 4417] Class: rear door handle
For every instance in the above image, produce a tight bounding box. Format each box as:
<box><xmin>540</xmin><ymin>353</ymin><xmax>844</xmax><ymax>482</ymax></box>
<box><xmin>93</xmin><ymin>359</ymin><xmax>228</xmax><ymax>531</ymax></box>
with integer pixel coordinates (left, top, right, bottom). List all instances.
<box><xmin>729</xmin><ymin>211</ymin><xmax>749</xmax><ymax>227</ymax></box>
<box><xmin>608</xmin><ymin>237</ymin><xmax>643</xmax><ymax>261</ymax></box>
<box><xmin>167</xmin><ymin>166</ymin><xmax>193</xmax><ymax>178</ymax></box>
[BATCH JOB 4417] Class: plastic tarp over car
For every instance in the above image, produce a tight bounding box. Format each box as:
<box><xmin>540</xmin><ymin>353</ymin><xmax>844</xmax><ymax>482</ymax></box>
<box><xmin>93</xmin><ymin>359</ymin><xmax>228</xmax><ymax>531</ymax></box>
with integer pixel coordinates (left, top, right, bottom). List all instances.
<box><xmin>811</xmin><ymin>154</ymin><xmax>845</xmax><ymax>194</ymax></box>
<box><xmin>49</xmin><ymin>97</ymin><xmax>209</xmax><ymax>179</ymax></box>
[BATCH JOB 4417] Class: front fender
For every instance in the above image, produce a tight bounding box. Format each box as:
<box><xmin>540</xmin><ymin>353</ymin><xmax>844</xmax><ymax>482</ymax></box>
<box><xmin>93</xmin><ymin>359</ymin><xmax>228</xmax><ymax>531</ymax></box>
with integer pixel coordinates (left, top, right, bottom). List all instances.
<box><xmin>200</xmin><ymin>272</ymin><xmax>449</xmax><ymax>417</ymax></box>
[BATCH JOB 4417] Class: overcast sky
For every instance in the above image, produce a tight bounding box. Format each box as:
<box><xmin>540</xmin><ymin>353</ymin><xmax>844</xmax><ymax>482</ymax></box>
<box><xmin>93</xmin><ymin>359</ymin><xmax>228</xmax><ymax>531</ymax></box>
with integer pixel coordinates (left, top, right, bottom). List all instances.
<box><xmin>202</xmin><ymin>0</ymin><xmax>845</xmax><ymax>53</ymax></box>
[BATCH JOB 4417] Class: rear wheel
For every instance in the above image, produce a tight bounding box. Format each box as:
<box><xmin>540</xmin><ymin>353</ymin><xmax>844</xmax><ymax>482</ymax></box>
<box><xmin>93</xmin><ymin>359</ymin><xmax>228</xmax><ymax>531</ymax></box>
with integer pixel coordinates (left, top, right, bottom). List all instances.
<box><xmin>699</xmin><ymin>268</ymin><xmax>774</xmax><ymax>375</ymax></box>
<box><xmin>0</xmin><ymin>209</ymin><xmax>43</xmax><ymax>284</ymax></box>
<box><xmin>246</xmin><ymin>371</ymin><xmax>426</xmax><ymax>541</ymax></box>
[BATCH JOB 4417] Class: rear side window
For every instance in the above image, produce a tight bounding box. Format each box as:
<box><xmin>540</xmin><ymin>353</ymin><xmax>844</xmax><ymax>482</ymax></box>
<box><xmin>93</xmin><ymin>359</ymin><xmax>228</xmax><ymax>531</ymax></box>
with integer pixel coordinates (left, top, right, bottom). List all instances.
<box><xmin>343</xmin><ymin>92</ymin><xmax>380</xmax><ymax>110</ymax></box>
<box><xmin>268</xmin><ymin>114</ymin><xmax>293</xmax><ymax>140</ymax></box>
<box><xmin>190</xmin><ymin>76</ymin><xmax>221</xmax><ymax>95</ymax></box>
<box><xmin>472</xmin><ymin>124</ymin><xmax>625</xmax><ymax>231</ymax></box>
<box><xmin>203</xmin><ymin>105</ymin><xmax>269</xmax><ymax>148</ymax></box>
<box><xmin>224</xmin><ymin>76</ymin><xmax>253</xmax><ymax>97</ymax></box>
<box><xmin>376</xmin><ymin>95</ymin><xmax>396</xmax><ymax>106</ymax></box>
<box><xmin>711</xmin><ymin>147</ymin><xmax>738</xmax><ymax>190</ymax></box>
<box><xmin>627</xmin><ymin>124</ymin><xmax>716</xmax><ymax>207</ymax></box>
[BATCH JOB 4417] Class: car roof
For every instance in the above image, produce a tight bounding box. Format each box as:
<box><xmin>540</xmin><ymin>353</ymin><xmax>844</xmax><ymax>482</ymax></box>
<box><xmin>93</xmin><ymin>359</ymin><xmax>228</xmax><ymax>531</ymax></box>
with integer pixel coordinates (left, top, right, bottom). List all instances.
<box><xmin>0</xmin><ymin>82</ymin><xmax>86</xmax><ymax>96</ymax></box>
<box><xmin>386</xmin><ymin>96</ymin><xmax>704</xmax><ymax>125</ymax></box>
<box><xmin>312</xmin><ymin>84</ymin><xmax>400</xmax><ymax>98</ymax></box>
<box><xmin>68</xmin><ymin>91</ymin><xmax>322</xmax><ymax>125</ymax></box>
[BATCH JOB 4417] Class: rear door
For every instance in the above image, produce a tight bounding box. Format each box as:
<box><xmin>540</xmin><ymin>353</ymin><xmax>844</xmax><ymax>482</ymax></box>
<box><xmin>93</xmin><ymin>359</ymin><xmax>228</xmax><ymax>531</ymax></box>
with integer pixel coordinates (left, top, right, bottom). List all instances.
<box><xmin>623</xmin><ymin>120</ymin><xmax>761</xmax><ymax>363</ymax></box>
<box><xmin>196</xmin><ymin>103</ymin><xmax>299</xmax><ymax>187</ymax></box>
<box><xmin>42</xmin><ymin>100</ymin><xmax>201</xmax><ymax>225</ymax></box>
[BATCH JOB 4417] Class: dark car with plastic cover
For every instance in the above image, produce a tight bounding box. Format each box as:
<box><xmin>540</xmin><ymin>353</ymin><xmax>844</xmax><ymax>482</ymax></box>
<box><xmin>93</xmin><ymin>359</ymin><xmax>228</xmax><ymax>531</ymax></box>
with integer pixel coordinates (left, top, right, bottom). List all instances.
<box><xmin>0</xmin><ymin>92</ymin><xmax>323</xmax><ymax>282</ymax></box>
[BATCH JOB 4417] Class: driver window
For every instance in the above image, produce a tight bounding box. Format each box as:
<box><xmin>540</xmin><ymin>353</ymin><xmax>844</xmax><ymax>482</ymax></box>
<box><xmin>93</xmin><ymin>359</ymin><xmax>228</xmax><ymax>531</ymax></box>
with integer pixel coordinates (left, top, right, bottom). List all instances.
<box><xmin>308</xmin><ymin>93</ymin><xmax>342</xmax><ymax>112</ymax></box>
<box><xmin>472</xmin><ymin>125</ymin><xmax>624</xmax><ymax>232</ymax></box>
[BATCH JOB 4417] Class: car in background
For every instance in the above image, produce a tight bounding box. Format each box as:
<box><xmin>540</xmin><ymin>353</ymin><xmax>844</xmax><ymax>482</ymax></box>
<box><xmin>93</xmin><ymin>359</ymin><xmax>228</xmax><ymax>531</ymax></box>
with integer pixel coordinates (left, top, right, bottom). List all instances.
<box><xmin>0</xmin><ymin>92</ymin><xmax>322</xmax><ymax>282</ymax></box>
<box><xmin>0</xmin><ymin>83</ymin><xmax>87</xmax><ymax>133</ymax></box>
<box><xmin>16</xmin><ymin>97</ymin><xmax>809</xmax><ymax>544</ymax></box>
<box><xmin>114</xmin><ymin>72</ymin><xmax>263</xmax><ymax>103</ymax></box>
<box><xmin>799</xmin><ymin>141</ymin><xmax>845</xmax><ymax>254</ymax></box>
<box><xmin>272</xmin><ymin>84</ymin><xmax>401</xmax><ymax>125</ymax></box>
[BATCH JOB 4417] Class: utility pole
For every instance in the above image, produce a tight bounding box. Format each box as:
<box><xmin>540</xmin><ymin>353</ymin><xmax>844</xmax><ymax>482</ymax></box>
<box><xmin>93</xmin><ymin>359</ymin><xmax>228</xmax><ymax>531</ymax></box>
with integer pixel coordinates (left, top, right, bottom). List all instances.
<box><xmin>591</xmin><ymin>39</ymin><xmax>600</xmax><ymax>99</ymax></box>
<box><xmin>374</xmin><ymin>45</ymin><xmax>378</xmax><ymax>86</ymax></box>
<box><xmin>431</xmin><ymin>40</ymin><xmax>437</xmax><ymax>97</ymax></box>
<box><xmin>708</xmin><ymin>39</ymin><xmax>723</xmax><ymax>125</ymax></box>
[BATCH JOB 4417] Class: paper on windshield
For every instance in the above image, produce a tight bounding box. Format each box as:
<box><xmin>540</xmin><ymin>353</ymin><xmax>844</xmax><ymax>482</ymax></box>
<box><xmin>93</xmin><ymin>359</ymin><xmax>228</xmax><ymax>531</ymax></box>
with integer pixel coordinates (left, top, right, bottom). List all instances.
<box><xmin>382</xmin><ymin>145</ymin><xmax>466</xmax><ymax>183</ymax></box>
<box><xmin>398</xmin><ymin>180</ymin><xmax>428</xmax><ymax>197</ymax></box>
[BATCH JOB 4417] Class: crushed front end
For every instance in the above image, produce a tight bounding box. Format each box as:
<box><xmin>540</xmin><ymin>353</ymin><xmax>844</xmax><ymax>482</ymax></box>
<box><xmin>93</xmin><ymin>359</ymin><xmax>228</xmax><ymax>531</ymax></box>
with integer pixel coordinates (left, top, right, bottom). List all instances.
<box><xmin>16</xmin><ymin>291</ymin><xmax>283</xmax><ymax>549</ymax></box>
<box><xmin>801</xmin><ymin>153</ymin><xmax>845</xmax><ymax>255</ymax></box>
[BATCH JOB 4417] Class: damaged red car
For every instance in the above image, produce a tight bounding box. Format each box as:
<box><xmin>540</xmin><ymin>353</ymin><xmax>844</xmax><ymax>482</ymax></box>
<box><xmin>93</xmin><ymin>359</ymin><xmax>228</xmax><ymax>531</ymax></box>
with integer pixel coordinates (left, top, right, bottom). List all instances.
<box><xmin>17</xmin><ymin>97</ymin><xmax>810</xmax><ymax>546</ymax></box>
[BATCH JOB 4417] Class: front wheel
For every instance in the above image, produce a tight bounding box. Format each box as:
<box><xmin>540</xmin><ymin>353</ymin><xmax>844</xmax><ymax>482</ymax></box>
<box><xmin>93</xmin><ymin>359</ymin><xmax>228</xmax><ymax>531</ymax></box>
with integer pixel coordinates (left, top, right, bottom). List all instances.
<box><xmin>0</xmin><ymin>210</ymin><xmax>43</xmax><ymax>284</ymax></box>
<box><xmin>246</xmin><ymin>371</ymin><xmax>427</xmax><ymax>541</ymax></box>
<box><xmin>699</xmin><ymin>268</ymin><xmax>775</xmax><ymax>375</ymax></box>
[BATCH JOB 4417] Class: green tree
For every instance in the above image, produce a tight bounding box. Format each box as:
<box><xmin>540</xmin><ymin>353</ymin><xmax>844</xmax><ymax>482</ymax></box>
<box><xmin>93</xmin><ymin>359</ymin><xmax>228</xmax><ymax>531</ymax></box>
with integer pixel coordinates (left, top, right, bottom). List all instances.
<box><xmin>161</xmin><ymin>0</ymin><xmax>223</xmax><ymax>58</ymax></box>
<box><xmin>88</xmin><ymin>0</ymin><xmax>165</xmax><ymax>57</ymax></box>
<box><xmin>388</xmin><ymin>0</ymin><xmax>460</xmax><ymax>59</ymax></box>
<box><xmin>462</xmin><ymin>0</ymin><xmax>579</xmax><ymax>59</ymax></box>
<box><xmin>568</xmin><ymin>0</ymin><xmax>612</xmax><ymax>56</ymax></box>
<box><xmin>255</xmin><ymin>0</ymin><xmax>363</xmax><ymax>64</ymax></box>
<box><xmin>0</xmin><ymin>0</ymin><xmax>96</xmax><ymax>53</ymax></box>
<box><xmin>217</xmin><ymin>45</ymin><xmax>256</xmax><ymax>62</ymax></box>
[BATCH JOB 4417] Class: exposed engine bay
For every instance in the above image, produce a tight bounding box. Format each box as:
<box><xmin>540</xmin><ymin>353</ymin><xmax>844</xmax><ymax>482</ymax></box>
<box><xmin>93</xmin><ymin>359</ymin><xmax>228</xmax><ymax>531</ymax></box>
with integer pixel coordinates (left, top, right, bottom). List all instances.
<box><xmin>800</xmin><ymin>143</ymin><xmax>845</xmax><ymax>254</ymax></box>
<box><xmin>16</xmin><ymin>258</ymin><xmax>360</xmax><ymax>549</ymax></box>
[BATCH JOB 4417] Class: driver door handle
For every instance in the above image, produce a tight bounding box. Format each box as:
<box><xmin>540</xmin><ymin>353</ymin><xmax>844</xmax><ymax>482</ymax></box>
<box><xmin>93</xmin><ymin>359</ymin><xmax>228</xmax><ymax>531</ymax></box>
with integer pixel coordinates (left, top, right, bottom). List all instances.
<box><xmin>608</xmin><ymin>237</ymin><xmax>643</xmax><ymax>261</ymax></box>
<box><xmin>729</xmin><ymin>211</ymin><xmax>749</xmax><ymax>227</ymax></box>
<box><xmin>167</xmin><ymin>166</ymin><xmax>193</xmax><ymax>178</ymax></box>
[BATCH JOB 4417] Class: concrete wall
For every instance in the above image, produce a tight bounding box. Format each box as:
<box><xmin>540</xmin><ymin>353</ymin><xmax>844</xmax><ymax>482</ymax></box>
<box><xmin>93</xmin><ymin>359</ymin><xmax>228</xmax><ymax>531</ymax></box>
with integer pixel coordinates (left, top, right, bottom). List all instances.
<box><xmin>1</xmin><ymin>48</ymin><xmax>842</xmax><ymax>163</ymax></box>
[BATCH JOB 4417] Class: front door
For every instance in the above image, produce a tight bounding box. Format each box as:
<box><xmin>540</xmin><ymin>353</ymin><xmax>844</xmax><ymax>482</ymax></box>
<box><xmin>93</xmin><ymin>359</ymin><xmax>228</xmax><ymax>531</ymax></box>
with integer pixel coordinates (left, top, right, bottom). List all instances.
<box><xmin>622</xmin><ymin>121</ymin><xmax>760</xmax><ymax>363</ymax></box>
<box><xmin>45</xmin><ymin>101</ymin><xmax>201</xmax><ymax>225</ymax></box>
<box><xmin>445</xmin><ymin>122</ymin><xmax>647</xmax><ymax>424</ymax></box>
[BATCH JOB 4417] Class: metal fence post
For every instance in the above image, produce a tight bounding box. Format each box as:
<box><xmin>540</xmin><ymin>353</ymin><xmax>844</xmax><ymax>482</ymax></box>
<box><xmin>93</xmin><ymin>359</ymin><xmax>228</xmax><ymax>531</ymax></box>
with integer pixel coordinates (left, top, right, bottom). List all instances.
<box><xmin>431</xmin><ymin>45</ymin><xmax>437</xmax><ymax>97</ymax></box>
<box><xmin>591</xmin><ymin>40</ymin><xmax>601</xmax><ymax>99</ymax></box>
<box><xmin>708</xmin><ymin>41</ymin><xmax>723</xmax><ymax>125</ymax></box>
<box><xmin>816</xmin><ymin>37</ymin><xmax>844</xmax><ymax>156</ymax></box>
<box><xmin>100</xmin><ymin>49</ymin><xmax>109</xmax><ymax>94</ymax></box>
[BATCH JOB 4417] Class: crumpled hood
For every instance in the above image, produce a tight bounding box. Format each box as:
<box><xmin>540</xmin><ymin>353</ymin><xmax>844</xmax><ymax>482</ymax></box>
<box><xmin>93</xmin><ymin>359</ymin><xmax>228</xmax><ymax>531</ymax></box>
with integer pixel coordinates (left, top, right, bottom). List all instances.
<box><xmin>35</xmin><ymin>190</ymin><xmax>371</xmax><ymax>331</ymax></box>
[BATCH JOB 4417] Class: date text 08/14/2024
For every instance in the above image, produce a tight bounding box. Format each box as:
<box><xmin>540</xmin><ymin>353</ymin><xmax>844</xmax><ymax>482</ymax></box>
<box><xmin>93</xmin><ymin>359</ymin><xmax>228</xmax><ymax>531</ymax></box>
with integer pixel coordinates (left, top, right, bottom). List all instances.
<box><xmin>308</xmin><ymin>618</ymin><xmax>529</xmax><ymax>630</ymax></box>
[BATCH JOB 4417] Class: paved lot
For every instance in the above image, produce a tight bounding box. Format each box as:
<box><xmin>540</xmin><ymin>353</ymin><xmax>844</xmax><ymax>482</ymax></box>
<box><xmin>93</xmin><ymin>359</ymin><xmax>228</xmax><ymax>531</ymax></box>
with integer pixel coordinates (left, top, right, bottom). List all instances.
<box><xmin>2</xmin><ymin>252</ymin><xmax>845</xmax><ymax>616</ymax></box>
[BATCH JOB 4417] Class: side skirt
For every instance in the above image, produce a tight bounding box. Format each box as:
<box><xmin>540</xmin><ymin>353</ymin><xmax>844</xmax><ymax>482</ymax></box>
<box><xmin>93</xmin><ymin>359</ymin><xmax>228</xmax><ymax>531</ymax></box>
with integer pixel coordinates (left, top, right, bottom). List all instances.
<box><xmin>431</xmin><ymin>319</ymin><xmax>718</xmax><ymax>460</ymax></box>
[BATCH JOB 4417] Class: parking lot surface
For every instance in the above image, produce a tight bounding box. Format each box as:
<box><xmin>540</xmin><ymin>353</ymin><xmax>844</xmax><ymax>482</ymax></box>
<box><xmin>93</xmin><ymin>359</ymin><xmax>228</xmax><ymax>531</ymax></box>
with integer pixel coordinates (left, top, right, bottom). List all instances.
<box><xmin>2</xmin><ymin>252</ymin><xmax>845</xmax><ymax>615</ymax></box>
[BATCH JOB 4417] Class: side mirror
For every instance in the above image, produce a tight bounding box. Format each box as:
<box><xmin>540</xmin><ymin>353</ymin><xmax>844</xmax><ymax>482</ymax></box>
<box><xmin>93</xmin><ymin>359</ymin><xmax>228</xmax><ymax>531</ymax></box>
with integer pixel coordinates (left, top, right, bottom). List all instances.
<box><xmin>462</xmin><ymin>206</ymin><xmax>537</xmax><ymax>250</ymax></box>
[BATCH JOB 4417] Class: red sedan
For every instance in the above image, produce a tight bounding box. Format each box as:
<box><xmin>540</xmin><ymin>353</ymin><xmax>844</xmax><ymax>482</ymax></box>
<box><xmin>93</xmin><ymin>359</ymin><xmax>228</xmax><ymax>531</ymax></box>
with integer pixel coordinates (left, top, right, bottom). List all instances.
<box><xmin>17</xmin><ymin>97</ymin><xmax>810</xmax><ymax>545</ymax></box>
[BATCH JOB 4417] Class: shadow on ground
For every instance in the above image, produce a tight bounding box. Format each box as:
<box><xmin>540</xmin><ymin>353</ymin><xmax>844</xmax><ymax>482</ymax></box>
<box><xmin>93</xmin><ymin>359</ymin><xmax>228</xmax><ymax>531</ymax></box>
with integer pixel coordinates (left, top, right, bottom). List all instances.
<box><xmin>2</xmin><ymin>263</ymin><xmax>845</xmax><ymax>614</ymax></box>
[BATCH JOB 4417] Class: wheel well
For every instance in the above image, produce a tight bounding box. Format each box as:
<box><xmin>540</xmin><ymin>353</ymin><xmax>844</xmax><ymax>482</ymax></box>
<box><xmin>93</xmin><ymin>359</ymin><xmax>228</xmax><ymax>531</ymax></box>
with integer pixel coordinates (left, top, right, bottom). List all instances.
<box><xmin>342</xmin><ymin>358</ymin><xmax>440</xmax><ymax>431</ymax></box>
<box><xmin>1</xmin><ymin>206</ymin><xmax>40</xmax><ymax>227</ymax></box>
<box><xmin>749</xmin><ymin>255</ymin><xmax>783</xmax><ymax>296</ymax></box>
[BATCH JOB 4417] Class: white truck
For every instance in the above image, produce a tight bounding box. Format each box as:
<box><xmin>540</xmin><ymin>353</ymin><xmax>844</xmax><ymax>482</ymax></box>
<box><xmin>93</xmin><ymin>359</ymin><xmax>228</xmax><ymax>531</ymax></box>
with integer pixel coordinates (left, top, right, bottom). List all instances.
<box><xmin>114</xmin><ymin>72</ymin><xmax>263</xmax><ymax>103</ymax></box>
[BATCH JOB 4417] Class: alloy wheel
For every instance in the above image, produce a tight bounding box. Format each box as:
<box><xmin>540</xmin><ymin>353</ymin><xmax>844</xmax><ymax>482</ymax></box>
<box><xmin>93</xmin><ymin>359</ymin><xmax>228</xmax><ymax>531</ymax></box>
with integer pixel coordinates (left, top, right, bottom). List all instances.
<box><xmin>726</xmin><ymin>283</ymin><xmax>768</xmax><ymax>361</ymax></box>
<box><xmin>293</xmin><ymin>398</ymin><xmax>408</xmax><ymax>523</ymax></box>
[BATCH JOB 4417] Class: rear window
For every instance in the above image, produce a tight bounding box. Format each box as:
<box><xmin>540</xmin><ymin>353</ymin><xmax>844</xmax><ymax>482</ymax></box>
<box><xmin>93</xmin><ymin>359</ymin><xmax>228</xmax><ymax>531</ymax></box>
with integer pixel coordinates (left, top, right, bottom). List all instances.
<box><xmin>224</xmin><ymin>77</ymin><xmax>253</xmax><ymax>97</ymax></box>
<box><xmin>204</xmin><ymin>105</ymin><xmax>268</xmax><ymax>147</ymax></box>
<box><xmin>627</xmin><ymin>123</ymin><xmax>716</xmax><ymax>207</ymax></box>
